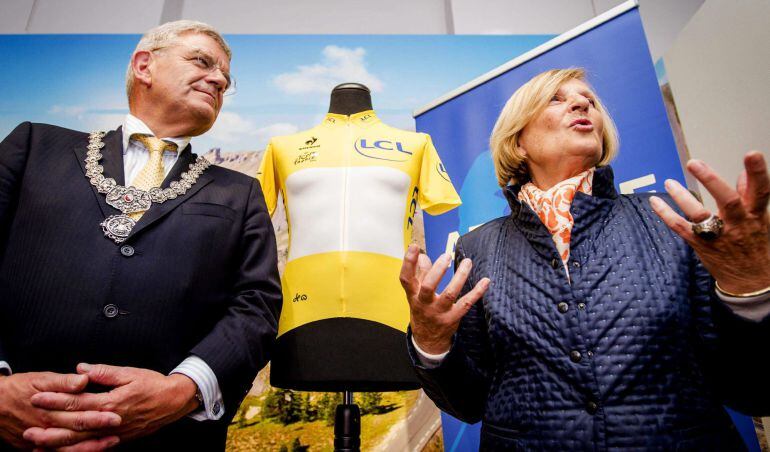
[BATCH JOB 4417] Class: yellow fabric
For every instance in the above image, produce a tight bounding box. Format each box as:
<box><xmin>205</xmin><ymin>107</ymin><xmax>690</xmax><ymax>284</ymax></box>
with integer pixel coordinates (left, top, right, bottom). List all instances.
<box><xmin>128</xmin><ymin>134</ymin><xmax>177</xmax><ymax>220</ymax></box>
<box><xmin>278</xmin><ymin>252</ymin><xmax>409</xmax><ymax>335</ymax></box>
<box><xmin>257</xmin><ymin>110</ymin><xmax>461</xmax><ymax>336</ymax></box>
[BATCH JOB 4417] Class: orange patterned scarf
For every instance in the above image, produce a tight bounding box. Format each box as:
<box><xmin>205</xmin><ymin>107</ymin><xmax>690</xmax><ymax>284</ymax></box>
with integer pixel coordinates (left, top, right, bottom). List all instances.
<box><xmin>518</xmin><ymin>168</ymin><xmax>594</xmax><ymax>273</ymax></box>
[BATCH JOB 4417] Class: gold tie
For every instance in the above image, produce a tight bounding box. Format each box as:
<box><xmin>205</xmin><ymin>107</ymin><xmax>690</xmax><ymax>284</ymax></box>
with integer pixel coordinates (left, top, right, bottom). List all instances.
<box><xmin>129</xmin><ymin>134</ymin><xmax>178</xmax><ymax>220</ymax></box>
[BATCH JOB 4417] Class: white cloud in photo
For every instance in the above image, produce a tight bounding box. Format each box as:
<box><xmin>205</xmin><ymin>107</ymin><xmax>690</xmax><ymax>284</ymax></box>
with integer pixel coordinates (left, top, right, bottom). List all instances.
<box><xmin>254</xmin><ymin>122</ymin><xmax>299</xmax><ymax>142</ymax></box>
<box><xmin>46</xmin><ymin>105</ymin><xmax>126</xmax><ymax>132</ymax></box>
<box><xmin>86</xmin><ymin>113</ymin><xmax>126</xmax><ymax>132</ymax></box>
<box><xmin>381</xmin><ymin>113</ymin><xmax>416</xmax><ymax>132</ymax></box>
<box><xmin>273</xmin><ymin>45</ymin><xmax>384</xmax><ymax>95</ymax></box>
<box><xmin>48</xmin><ymin>90</ymin><xmax>127</xmax><ymax>120</ymax></box>
<box><xmin>48</xmin><ymin>105</ymin><xmax>88</xmax><ymax>120</ymax></box>
<box><xmin>48</xmin><ymin>95</ymin><xmax>129</xmax><ymax>131</ymax></box>
<box><xmin>205</xmin><ymin>110</ymin><xmax>298</xmax><ymax>150</ymax></box>
<box><xmin>207</xmin><ymin>111</ymin><xmax>257</xmax><ymax>144</ymax></box>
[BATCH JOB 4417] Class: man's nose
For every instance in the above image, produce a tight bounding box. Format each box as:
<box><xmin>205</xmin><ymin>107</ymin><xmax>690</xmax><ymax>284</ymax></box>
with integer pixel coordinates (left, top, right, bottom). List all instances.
<box><xmin>207</xmin><ymin>68</ymin><xmax>228</xmax><ymax>94</ymax></box>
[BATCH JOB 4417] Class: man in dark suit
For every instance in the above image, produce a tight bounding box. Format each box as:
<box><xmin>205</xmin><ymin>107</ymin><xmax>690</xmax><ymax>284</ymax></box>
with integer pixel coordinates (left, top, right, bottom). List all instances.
<box><xmin>0</xmin><ymin>20</ymin><xmax>282</xmax><ymax>450</ymax></box>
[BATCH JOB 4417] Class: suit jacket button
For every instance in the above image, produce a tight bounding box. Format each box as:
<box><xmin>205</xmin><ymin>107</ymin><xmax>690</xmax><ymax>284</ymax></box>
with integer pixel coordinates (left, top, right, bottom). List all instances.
<box><xmin>569</xmin><ymin>350</ymin><xmax>582</xmax><ymax>363</ymax></box>
<box><xmin>557</xmin><ymin>302</ymin><xmax>569</xmax><ymax>313</ymax></box>
<box><xmin>103</xmin><ymin>304</ymin><xmax>119</xmax><ymax>318</ymax></box>
<box><xmin>551</xmin><ymin>258</ymin><xmax>560</xmax><ymax>269</ymax></box>
<box><xmin>120</xmin><ymin>245</ymin><xmax>135</xmax><ymax>257</ymax></box>
<box><xmin>586</xmin><ymin>401</ymin><xmax>599</xmax><ymax>414</ymax></box>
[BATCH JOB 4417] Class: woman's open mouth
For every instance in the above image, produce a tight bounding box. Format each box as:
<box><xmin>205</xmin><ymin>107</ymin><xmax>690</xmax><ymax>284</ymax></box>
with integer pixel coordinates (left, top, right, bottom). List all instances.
<box><xmin>570</xmin><ymin>118</ymin><xmax>593</xmax><ymax>131</ymax></box>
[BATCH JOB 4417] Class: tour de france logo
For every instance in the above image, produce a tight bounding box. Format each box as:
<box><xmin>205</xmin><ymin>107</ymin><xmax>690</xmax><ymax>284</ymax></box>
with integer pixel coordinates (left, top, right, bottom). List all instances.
<box><xmin>294</xmin><ymin>151</ymin><xmax>317</xmax><ymax>165</ymax></box>
<box><xmin>295</xmin><ymin>136</ymin><xmax>321</xmax><ymax>165</ymax></box>
<box><xmin>354</xmin><ymin>137</ymin><xmax>412</xmax><ymax>162</ymax></box>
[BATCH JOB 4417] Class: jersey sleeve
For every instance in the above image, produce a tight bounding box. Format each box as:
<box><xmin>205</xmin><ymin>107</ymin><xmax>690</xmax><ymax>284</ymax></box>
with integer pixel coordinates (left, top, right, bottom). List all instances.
<box><xmin>417</xmin><ymin>134</ymin><xmax>462</xmax><ymax>216</ymax></box>
<box><xmin>256</xmin><ymin>141</ymin><xmax>279</xmax><ymax>216</ymax></box>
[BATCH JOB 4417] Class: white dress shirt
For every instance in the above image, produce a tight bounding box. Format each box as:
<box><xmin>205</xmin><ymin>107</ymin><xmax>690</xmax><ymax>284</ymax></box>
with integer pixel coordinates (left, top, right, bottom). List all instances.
<box><xmin>1</xmin><ymin>115</ymin><xmax>224</xmax><ymax>421</ymax></box>
<box><xmin>122</xmin><ymin>114</ymin><xmax>189</xmax><ymax>184</ymax></box>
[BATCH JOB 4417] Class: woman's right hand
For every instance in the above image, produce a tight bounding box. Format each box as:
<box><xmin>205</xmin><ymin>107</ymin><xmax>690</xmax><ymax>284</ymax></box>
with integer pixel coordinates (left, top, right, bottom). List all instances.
<box><xmin>399</xmin><ymin>244</ymin><xmax>490</xmax><ymax>355</ymax></box>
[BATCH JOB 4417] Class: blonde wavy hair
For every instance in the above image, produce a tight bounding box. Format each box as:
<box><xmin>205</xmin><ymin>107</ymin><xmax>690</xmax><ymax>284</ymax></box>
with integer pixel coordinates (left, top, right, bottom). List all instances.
<box><xmin>126</xmin><ymin>20</ymin><xmax>231</xmax><ymax>105</ymax></box>
<box><xmin>489</xmin><ymin>68</ymin><xmax>619</xmax><ymax>187</ymax></box>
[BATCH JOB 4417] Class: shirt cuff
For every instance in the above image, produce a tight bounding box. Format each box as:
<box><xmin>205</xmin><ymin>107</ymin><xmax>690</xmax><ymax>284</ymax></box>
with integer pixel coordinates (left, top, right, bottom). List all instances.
<box><xmin>0</xmin><ymin>361</ymin><xmax>11</xmax><ymax>376</ymax></box>
<box><xmin>170</xmin><ymin>356</ymin><xmax>224</xmax><ymax>421</ymax></box>
<box><xmin>715</xmin><ymin>288</ymin><xmax>770</xmax><ymax>321</ymax></box>
<box><xmin>411</xmin><ymin>335</ymin><xmax>449</xmax><ymax>368</ymax></box>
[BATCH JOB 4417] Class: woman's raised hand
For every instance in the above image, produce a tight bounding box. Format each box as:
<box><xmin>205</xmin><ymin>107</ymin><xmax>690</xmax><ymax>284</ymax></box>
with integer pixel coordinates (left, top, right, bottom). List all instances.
<box><xmin>651</xmin><ymin>151</ymin><xmax>770</xmax><ymax>294</ymax></box>
<box><xmin>399</xmin><ymin>244</ymin><xmax>490</xmax><ymax>355</ymax></box>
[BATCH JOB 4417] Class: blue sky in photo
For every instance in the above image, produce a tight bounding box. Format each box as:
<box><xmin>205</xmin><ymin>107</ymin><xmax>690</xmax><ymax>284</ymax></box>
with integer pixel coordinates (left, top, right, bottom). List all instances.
<box><xmin>1</xmin><ymin>34</ymin><xmax>553</xmax><ymax>153</ymax></box>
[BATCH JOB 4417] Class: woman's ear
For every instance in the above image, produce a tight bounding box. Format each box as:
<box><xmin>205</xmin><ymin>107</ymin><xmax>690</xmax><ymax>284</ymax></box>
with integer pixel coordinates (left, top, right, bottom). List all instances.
<box><xmin>516</xmin><ymin>137</ymin><xmax>527</xmax><ymax>158</ymax></box>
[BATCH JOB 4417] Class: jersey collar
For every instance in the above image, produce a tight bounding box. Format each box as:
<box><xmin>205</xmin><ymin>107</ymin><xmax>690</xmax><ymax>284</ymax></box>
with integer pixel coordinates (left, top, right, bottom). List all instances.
<box><xmin>322</xmin><ymin>110</ymin><xmax>380</xmax><ymax>128</ymax></box>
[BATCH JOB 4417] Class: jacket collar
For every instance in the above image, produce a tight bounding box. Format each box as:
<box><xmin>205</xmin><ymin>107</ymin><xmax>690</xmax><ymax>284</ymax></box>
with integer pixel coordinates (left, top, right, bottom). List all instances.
<box><xmin>74</xmin><ymin>127</ymin><xmax>124</xmax><ymax>219</ymax></box>
<box><xmin>502</xmin><ymin>166</ymin><xmax>618</xmax><ymax>262</ymax></box>
<box><xmin>503</xmin><ymin>165</ymin><xmax>618</xmax><ymax>216</ymax></box>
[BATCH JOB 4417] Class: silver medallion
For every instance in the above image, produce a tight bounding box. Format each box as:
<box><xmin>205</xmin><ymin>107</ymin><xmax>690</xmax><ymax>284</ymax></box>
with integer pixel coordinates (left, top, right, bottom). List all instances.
<box><xmin>100</xmin><ymin>214</ymin><xmax>136</xmax><ymax>244</ymax></box>
<box><xmin>85</xmin><ymin>131</ymin><xmax>210</xmax><ymax>245</ymax></box>
<box><xmin>106</xmin><ymin>186</ymin><xmax>152</xmax><ymax>214</ymax></box>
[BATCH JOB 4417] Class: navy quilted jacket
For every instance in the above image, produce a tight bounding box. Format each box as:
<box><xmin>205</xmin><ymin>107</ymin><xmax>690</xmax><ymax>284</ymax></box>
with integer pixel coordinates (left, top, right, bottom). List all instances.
<box><xmin>410</xmin><ymin>166</ymin><xmax>770</xmax><ymax>451</ymax></box>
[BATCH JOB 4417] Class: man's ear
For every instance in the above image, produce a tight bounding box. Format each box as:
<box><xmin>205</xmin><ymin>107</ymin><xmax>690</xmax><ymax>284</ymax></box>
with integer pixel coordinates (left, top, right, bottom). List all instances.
<box><xmin>131</xmin><ymin>50</ymin><xmax>153</xmax><ymax>88</ymax></box>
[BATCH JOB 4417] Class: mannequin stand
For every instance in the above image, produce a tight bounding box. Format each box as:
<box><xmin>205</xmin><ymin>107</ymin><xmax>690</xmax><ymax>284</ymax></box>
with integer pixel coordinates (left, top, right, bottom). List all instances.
<box><xmin>334</xmin><ymin>391</ymin><xmax>360</xmax><ymax>452</ymax></box>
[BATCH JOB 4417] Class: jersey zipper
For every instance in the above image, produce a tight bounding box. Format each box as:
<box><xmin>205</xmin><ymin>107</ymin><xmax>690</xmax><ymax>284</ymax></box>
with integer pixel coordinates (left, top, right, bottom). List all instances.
<box><xmin>340</xmin><ymin>117</ymin><xmax>352</xmax><ymax>315</ymax></box>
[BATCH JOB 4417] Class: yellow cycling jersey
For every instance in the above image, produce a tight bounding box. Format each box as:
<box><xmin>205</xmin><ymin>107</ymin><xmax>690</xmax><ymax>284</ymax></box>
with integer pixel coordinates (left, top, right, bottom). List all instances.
<box><xmin>257</xmin><ymin>110</ymin><xmax>461</xmax><ymax>337</ymax></box>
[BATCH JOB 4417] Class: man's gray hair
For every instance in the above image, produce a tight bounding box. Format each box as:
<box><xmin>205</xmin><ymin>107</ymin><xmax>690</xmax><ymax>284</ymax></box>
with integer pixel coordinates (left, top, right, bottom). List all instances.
<box><xmin>126</xmin><ymin>20</ymin><xmax>231</xmax><ymax>102</ymax></box>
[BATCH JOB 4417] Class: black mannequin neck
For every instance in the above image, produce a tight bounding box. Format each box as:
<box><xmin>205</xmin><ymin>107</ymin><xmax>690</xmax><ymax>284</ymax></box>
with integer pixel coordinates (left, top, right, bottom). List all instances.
<box><xmin>328</xmin><ymin>83</ymin><xmax>373</xmax><ymax>115</ymax></box>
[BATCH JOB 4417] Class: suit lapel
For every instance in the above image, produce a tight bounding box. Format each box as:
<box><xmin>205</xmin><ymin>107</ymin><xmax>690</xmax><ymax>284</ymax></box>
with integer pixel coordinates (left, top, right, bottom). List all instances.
<box><xmin>73</xmin><ymin>127</ymin><xmax>125</xmax><ymax>218</ymax></box>
<box><xmin>127</xmin><ymin>145</ymin><xmax>213</xmax><ymax>239</ymax></box>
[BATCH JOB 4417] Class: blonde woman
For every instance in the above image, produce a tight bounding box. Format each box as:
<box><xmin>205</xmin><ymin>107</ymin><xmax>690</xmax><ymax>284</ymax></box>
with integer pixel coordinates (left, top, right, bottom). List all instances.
<box><xmin>400</xmin><ymin>68</ymin><xmax>770</xmax><ymax>449</ymax></box>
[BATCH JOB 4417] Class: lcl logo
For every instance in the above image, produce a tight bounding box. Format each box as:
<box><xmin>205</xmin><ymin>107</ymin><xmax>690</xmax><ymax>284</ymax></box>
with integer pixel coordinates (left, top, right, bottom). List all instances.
<box><xmin>354</xmin><ymin>138</ymin><xmax>413</xmax><ymax>162</ymax></box>
<box><xmin>436</xmin><ymin>162</ymin><xmax>451</xmax><ymax>182</ymax></box>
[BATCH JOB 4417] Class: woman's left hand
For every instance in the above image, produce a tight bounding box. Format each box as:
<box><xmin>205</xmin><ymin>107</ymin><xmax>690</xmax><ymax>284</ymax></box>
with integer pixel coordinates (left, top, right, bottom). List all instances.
<box><xmin>650</xmin><ymin>151</ymin><xmax>770</xmax><ymax>294</ymax></box>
